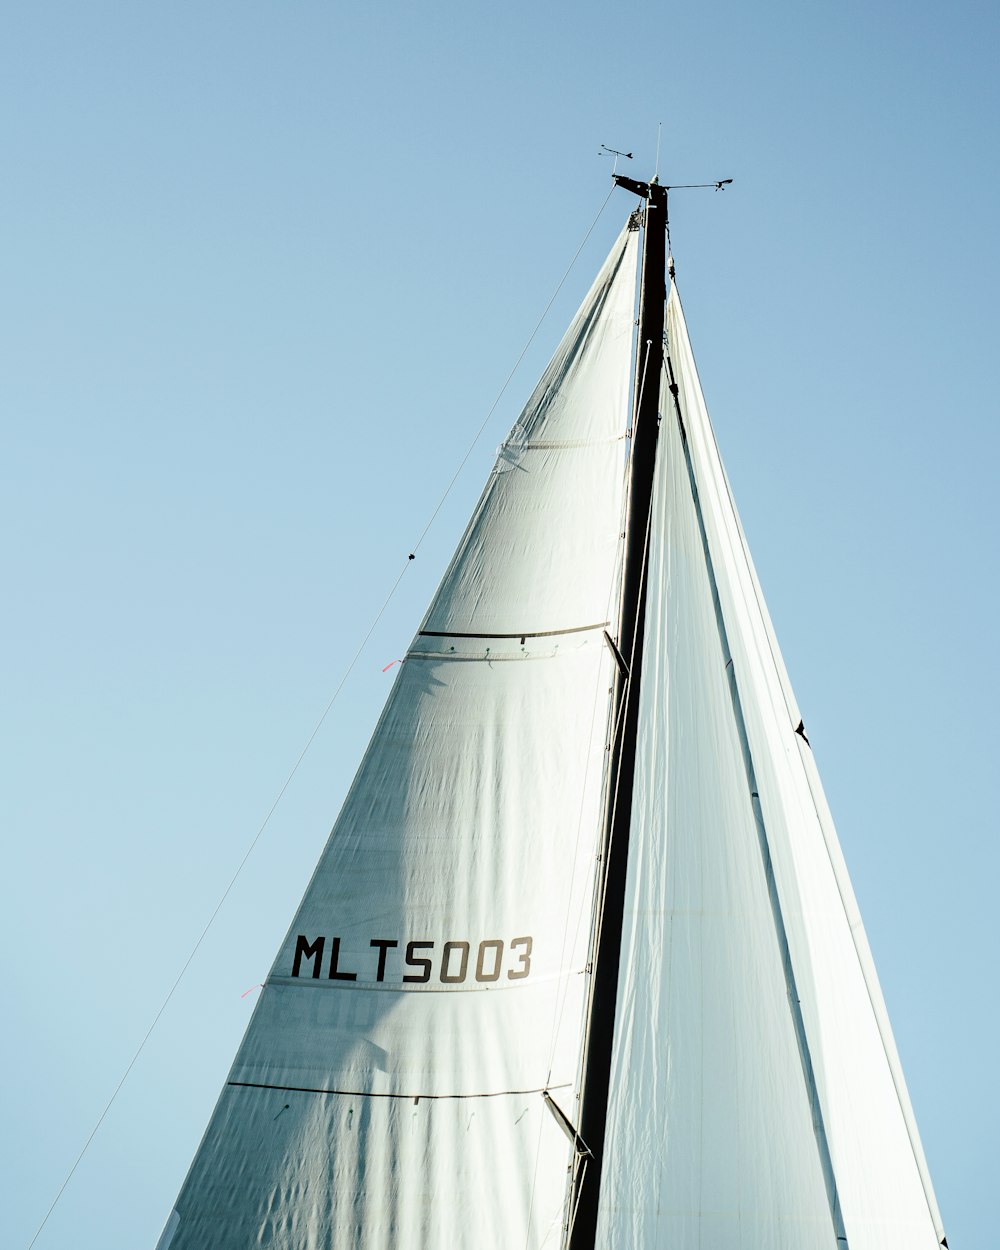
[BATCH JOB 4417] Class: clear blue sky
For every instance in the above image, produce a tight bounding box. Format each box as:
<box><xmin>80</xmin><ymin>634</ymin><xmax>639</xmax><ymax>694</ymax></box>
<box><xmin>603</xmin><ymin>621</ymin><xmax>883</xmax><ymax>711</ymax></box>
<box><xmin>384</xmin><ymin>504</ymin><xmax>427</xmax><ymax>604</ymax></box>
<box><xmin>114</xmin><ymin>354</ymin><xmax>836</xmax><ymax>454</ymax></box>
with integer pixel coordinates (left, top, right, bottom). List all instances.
<box><xmin>4</xmin><ymin>2</ymin><xmax>996</xmax><ymax>1246</ymax></box>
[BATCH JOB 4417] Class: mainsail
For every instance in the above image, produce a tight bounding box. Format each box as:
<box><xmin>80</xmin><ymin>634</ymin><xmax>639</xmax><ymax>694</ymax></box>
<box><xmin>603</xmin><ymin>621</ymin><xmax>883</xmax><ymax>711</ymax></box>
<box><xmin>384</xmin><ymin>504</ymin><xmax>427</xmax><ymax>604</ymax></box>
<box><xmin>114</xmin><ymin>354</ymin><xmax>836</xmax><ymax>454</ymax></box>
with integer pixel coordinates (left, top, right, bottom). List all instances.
<box><xmin>156</xmin><ymin>184</ymin><xmax>946</xmax><ymax>1250</ymax></box>
<box><xmin>157</xmin><ymin>224</ymin><xmax>638</xmax><ymax>1249</ymax></box>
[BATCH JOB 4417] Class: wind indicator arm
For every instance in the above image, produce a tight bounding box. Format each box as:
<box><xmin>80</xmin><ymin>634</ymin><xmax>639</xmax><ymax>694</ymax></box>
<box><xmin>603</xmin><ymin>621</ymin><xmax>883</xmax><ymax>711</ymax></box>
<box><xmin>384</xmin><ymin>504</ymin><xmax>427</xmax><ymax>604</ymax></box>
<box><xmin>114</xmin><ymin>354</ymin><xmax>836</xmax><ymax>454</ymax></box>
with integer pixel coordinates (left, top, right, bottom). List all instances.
<box><xmin>667</xmin><ymin>178</ymin><xmax>733</xmax><ymax>189</ymax></box>
<box><xmin>599</xmin><ymin>145</ymin><xmax>634</xmax><ymax>177</ymax></box>
<box><xmin>612</xmin><ymin>173</ymin><xmax>733</xmax><ymax>196</ymax></box>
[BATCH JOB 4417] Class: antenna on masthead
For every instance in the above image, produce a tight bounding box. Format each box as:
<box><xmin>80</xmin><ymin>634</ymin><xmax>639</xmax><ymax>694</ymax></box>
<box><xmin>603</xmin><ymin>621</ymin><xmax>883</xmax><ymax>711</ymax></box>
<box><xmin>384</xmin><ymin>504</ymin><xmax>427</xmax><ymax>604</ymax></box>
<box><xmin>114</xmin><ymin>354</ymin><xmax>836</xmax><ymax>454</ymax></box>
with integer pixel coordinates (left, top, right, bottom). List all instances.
<box><xmin>599</xmin><ymin>144</ymin><xmax>633</xmax><ymax>177</ymax></box>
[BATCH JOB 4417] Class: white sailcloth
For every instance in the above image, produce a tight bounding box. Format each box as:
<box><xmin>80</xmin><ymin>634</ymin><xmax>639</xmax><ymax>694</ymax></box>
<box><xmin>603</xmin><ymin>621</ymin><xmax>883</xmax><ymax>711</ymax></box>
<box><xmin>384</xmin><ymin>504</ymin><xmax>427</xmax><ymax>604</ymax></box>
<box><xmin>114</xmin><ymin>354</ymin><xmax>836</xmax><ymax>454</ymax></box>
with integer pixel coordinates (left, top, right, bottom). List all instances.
<box><xmin>595</xmin><ymin>285</ymin><xmax>944</xmax><ymax>1249</ymax></box>
<box><xmin>156</xmin><ymin>225</ymin><xmax>639</xmax><ymax>1250</ymax></box>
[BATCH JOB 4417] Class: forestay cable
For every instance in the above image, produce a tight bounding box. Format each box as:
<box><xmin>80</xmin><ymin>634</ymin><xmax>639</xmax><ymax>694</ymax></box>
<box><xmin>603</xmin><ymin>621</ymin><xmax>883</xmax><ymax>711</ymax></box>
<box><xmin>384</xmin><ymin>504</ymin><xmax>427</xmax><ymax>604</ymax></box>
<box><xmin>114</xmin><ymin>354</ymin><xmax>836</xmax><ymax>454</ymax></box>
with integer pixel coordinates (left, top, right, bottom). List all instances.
<box><xmin>27</xmin><ymin>184</ymin><xmax>619</xmax><ymax>1250</ymax></box>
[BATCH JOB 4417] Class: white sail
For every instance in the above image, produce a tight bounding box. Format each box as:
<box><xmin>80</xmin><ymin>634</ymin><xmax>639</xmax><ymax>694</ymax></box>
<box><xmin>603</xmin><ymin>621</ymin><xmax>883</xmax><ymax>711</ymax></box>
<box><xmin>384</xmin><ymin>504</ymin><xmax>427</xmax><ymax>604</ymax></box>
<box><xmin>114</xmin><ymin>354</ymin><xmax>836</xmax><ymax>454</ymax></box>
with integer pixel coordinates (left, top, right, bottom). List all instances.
<box><xmin>595</xmin><ymin>285</ymin><xmax>944</xmax><ymax>1248</ymax></box>
<box><xmin>156</xmin><ymin>225</ymin><xmax>639</xmax><ymax>1250</ymax></box>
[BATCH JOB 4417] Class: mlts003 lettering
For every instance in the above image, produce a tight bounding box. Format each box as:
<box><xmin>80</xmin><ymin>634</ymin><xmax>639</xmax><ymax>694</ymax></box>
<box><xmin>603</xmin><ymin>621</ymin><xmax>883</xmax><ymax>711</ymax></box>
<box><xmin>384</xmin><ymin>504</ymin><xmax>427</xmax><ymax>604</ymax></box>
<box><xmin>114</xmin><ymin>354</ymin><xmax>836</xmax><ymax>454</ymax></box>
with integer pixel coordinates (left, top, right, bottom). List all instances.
<box><xmin>291</xmin><ymin>935</ymin><xmax>533</xmax><ymax>984</ymax></box>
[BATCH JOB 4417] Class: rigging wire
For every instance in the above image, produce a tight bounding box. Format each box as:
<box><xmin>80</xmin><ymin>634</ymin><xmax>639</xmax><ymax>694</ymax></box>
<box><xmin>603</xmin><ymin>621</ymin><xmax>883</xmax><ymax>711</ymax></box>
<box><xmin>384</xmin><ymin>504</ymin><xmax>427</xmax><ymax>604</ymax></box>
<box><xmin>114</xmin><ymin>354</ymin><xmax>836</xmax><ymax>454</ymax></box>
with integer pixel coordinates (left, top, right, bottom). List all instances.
<box><xmin>26</xmin><ymin>183</ymin><xmax>620</xmax><ymax>1250</ymax></box>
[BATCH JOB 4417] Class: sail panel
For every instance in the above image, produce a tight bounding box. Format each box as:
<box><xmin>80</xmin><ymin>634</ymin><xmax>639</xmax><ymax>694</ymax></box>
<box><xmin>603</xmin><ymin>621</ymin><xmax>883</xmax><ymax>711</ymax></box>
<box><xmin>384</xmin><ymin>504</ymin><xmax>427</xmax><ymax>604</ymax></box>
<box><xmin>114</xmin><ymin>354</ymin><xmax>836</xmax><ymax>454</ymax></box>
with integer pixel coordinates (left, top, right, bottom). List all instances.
<box><xmin>595</xmin><ymin>361</ymin><xmax>835</xmax><ymax>1248</ymax></box>
<box><xmin>646</xmin><ymin>287</ymin><xmax>942</xmax><ymax>1249</ymax></box>
<box><xmin>230</xmin><ymin>640</ymin><xmax>615</xmax><ymax>1101</ymax></box>
<box><xmin>424</xmin><ymin>225</ymin><xmax>636</xmax><ymax>636</ymax></box>
<box><xmin>161</xmin><ymin>225</ymin><xmax>639</xmax><ymax>1249</ymax></box>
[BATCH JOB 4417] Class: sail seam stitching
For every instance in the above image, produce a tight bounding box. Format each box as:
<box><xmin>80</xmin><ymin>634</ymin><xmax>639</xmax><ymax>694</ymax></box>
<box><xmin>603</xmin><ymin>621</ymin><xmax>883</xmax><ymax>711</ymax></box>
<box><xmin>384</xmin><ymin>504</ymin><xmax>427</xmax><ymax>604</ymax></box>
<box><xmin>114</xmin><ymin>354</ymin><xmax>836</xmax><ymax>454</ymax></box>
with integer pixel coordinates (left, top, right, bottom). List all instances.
<box><xmin>518</xmin><ymin>436</ymin><xmax>627</xmax><ymax>449</ymax></box>
<box><xmin>419</xmin><ymin>622</ymin><xmax>608</xmax><ymax>639</ymax></box>
<box><xmin>226</xmin><ymin>1080</ymin><xmax>571</xmax><ymax>1101</ymax></box>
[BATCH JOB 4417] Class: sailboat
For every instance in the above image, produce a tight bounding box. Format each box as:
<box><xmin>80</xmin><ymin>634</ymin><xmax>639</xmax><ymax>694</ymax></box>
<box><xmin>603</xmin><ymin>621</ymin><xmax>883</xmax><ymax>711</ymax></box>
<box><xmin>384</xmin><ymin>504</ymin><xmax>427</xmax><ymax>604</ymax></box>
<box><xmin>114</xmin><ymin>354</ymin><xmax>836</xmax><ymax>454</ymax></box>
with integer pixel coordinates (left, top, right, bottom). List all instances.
<box><xmin>154</xmin><ymin>174</ymin><xmax>948</xmax><ymax>1249</ymax></box>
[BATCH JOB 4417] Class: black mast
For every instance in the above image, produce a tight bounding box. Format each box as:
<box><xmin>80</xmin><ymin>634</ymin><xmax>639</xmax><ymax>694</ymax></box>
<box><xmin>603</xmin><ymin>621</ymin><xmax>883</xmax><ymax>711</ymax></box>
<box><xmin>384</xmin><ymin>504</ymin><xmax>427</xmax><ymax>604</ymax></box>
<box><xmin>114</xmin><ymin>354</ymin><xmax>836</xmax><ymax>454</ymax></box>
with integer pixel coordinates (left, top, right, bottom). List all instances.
<box><xmin>567</xmin><ymin>174</ymin><xmax>668</xmax><ymax>1247</ymax></box>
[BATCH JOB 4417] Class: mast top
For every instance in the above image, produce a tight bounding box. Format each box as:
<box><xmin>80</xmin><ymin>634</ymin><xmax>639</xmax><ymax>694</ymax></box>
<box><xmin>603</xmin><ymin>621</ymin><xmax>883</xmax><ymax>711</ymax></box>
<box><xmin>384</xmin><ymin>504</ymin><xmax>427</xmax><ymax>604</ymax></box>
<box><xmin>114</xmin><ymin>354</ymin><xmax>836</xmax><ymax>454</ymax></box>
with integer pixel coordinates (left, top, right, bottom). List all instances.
<box><xmin>613</xmin><ymin>173</ymin><xmax>667</xmax><ymax>205</ymax></box>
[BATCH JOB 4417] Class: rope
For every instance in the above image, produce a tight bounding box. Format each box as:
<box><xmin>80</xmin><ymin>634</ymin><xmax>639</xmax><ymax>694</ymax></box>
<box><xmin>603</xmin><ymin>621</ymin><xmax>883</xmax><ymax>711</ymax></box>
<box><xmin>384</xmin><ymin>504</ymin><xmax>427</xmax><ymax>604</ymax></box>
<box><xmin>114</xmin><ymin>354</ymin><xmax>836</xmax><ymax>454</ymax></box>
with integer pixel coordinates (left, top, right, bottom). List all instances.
<box><xmin>566</xmin><ymin>1155</ymin><xmax>590</xmax><ymax>1240</ymax></box>
<box><xmin>27</xmin><ymin>185</ymin><xmax>620</xmax><ymax>1250</ymax></box>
